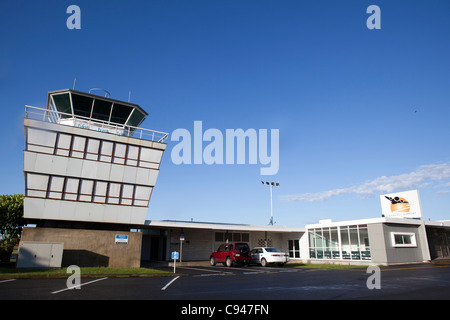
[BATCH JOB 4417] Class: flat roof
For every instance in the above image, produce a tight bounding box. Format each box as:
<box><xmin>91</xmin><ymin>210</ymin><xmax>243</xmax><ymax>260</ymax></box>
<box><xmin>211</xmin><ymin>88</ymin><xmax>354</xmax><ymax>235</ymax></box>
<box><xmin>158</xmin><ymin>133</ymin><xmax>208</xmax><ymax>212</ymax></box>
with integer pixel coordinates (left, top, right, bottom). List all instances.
<box><xmin>305</xmin><ymin>217</ymin><xmax>450</xmax><ymax>228</ymax></box>
<box><xmin>144</xmin><ymin>220</ymin><xmax>305</xmax><ymax>233</ymax></box>
<box><xmin>143</xmin><ymin>218</ymin><xmax>450</xmax><ymax>232</ymax></box>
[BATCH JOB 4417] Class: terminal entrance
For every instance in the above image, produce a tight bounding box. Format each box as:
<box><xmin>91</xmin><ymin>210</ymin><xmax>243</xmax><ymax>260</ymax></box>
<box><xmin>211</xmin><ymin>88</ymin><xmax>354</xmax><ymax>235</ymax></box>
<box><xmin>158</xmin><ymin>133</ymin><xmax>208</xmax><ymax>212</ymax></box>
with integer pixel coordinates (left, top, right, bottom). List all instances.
<box><xmin>427</xmin><ymin>227</ymin><xmax>450</xmax><ymax>260</ymax></box>
<box><xmin>140</xmin><ymin>229</ymin><xmax>167</xmax><ymax>262</ymax></box>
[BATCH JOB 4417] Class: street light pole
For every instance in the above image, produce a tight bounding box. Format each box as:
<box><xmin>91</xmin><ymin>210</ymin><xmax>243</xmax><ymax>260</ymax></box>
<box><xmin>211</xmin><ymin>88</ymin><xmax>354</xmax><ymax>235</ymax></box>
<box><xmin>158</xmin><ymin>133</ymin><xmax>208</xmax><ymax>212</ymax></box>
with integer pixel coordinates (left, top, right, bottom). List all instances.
<box><xmin>261</xmin><ymin>181</ymin><xmax>279</xmax><ymax>226</ymax></box>
<box><xmin>270</xmin><ymin>183</ymin><xmax>273</xmax><ymax>226</ymax></box>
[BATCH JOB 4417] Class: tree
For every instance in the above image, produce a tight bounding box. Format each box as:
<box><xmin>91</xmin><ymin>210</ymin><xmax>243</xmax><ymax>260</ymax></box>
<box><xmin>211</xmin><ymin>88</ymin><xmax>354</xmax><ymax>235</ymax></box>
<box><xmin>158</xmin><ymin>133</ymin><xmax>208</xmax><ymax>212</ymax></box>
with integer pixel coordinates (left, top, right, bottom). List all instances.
<box><xmin>0</xmin><ymin>194</ymin><xmax>24</xmax><ymax>262</ymax></box>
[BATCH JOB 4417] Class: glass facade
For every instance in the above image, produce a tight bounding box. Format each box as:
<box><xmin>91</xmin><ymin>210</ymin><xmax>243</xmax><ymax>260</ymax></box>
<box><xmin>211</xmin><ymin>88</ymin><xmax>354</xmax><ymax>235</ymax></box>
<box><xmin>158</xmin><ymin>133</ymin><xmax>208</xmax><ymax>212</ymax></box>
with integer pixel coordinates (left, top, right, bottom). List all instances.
<box><xmin>288</xmin><ymin>239</ymin><xmax>301</xmax><ymax>258</ymax></box>
<box><xmin>52</xmin><ymin>93</ymin><xmax>72</xmax><ymax>118</ymax></box>
<box><xmin>308</xmin><ymin>224</ymin><xmax>371</xmax><ymax>261</ymax></box>
<box><xmin>49</xmin><ymin>90</ymin><xmax>147</xmax><ymax>131</ymax></box>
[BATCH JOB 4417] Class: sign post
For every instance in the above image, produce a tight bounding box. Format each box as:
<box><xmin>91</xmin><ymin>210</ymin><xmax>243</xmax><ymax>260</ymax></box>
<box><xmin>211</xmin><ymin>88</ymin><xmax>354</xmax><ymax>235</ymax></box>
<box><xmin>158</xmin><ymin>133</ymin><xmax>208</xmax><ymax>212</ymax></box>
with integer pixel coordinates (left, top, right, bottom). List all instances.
<box><xmin>180</xmin><ymin>232</ymin><xmax>185</xmax><ymax>263</ymax></box>
<box><xmin>171</xmin><ymin>251</ymin><xmax>179</xmax><ymax>274</ymax></box>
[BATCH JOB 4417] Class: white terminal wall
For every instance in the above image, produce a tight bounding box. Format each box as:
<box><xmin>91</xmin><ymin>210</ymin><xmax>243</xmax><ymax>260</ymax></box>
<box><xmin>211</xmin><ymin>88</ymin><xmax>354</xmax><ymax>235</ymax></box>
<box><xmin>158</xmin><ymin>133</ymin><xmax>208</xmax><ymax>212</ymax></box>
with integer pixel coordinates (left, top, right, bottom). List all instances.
<box><xmin>23</xmin><ymin>118</ymin><xmax>166</xmax><ymax>225</ymax></box>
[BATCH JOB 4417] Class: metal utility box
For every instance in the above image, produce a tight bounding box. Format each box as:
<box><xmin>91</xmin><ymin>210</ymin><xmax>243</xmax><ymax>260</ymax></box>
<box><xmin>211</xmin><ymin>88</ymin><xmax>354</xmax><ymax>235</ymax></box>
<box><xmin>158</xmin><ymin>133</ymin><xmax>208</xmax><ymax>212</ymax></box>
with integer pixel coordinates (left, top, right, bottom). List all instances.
<box><xmin>16</xmin><ymin>242</ymin><xmax>64</xmax><ymax>268</ymax></box>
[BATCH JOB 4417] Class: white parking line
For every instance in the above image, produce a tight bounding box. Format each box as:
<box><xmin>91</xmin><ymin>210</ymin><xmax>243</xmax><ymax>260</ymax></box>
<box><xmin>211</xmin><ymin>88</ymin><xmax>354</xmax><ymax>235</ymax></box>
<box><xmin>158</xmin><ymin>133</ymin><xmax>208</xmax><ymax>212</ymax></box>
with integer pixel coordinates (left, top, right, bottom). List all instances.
<box><xmin>161</xmin><ymin>276</ymin><xmax>180</xmax><ymax>291</ymax></box>
<box><xmin>193</xmin><ymin>273</ymin><xmax>234</xmax><ymax>277</ymax></box>
<box><xmin>218</xmin><ymin>266</ymin><xmax>262</xmax><ymax>273</ymax></box>
<box><xmin>0</xmin><ymin>279</ymin><xmax>16</xmax><ymax>284</ymax></box>
<box><xmin>178</xmin><ymin>266</ymin><xmax>232</xmax><ymax>274</ymax></box>
<box><xmin>51</xmin><ymin>277</ymin><xmax>108</xmax><ymax>294</ymax></box>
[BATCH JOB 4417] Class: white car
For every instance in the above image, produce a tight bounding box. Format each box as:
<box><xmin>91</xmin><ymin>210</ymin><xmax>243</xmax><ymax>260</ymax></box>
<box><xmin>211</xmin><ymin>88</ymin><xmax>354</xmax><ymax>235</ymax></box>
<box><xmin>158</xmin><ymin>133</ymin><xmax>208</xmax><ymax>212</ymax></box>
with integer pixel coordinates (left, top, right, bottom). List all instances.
<box><xmin>250</xmin><ymin>247</ymin><xmax>290</xmax><ymax>267</ymax></box>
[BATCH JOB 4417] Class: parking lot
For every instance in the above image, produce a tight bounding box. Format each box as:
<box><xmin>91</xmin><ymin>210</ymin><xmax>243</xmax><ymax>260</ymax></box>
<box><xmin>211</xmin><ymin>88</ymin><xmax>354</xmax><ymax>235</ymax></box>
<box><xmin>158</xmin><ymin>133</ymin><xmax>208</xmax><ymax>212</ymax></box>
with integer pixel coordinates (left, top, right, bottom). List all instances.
<box><xmin>1</xmin><ymin>263</ymin><xmax>450</xmax><ymax>301</ymax></box>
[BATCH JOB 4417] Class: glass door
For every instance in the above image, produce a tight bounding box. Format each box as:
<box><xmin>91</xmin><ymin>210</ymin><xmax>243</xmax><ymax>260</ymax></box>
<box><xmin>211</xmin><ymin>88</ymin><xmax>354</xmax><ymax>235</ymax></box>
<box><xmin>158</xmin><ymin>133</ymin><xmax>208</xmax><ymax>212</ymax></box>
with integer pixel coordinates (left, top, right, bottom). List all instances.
<box><xmin>288</xmin><ymin>240</ymin><xmax>300</xmax><ymax>258</ymax></box>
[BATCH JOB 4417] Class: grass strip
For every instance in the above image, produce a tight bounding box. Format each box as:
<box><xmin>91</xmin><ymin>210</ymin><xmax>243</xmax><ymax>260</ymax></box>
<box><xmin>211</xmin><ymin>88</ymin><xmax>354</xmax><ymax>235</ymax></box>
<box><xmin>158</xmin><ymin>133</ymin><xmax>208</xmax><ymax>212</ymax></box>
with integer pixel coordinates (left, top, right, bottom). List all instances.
<box><xmin>0</xmin><ymin>266</ymin><xmax>174</xmax><ymax>279</ymax></box>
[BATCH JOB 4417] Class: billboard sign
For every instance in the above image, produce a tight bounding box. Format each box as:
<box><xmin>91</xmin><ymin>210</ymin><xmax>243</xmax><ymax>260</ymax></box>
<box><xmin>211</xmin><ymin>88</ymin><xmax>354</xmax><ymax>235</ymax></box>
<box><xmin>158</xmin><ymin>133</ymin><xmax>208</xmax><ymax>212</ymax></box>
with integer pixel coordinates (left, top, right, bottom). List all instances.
<box><xmin>380</xmin><ymin>190</ymin><xmax>422</xmax><ymax>219</ymax></box>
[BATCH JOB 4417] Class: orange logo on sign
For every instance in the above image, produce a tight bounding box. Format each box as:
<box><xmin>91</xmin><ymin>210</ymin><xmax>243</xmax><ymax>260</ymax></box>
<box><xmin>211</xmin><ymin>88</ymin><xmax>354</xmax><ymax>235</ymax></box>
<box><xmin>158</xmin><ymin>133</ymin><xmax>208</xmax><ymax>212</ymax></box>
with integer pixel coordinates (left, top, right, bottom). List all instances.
<box><xmin>385</xmin><ymin>196</ymin><xmax>410</xmax><ymax>213</ymax></box>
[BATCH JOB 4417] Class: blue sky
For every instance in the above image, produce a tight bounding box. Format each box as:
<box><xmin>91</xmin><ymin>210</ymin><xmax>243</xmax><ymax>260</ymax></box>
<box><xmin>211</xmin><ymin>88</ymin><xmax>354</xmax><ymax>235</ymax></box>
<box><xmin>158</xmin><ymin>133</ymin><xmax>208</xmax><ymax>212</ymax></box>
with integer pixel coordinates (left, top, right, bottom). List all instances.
<box><xmin>1</xmin><ymin>0</ymin><xmax>449</xmax><ymax>227</ymax></box>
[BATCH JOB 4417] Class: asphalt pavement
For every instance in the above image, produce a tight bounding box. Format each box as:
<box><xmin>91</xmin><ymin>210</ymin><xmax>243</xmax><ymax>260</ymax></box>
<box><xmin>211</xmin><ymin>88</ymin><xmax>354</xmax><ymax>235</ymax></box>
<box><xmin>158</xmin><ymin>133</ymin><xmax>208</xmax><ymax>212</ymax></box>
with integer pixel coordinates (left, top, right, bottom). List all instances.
<box><xmin>1</xmin><ymin>263</ymin><xmax>450</xmax><ymax>301</ymax></box>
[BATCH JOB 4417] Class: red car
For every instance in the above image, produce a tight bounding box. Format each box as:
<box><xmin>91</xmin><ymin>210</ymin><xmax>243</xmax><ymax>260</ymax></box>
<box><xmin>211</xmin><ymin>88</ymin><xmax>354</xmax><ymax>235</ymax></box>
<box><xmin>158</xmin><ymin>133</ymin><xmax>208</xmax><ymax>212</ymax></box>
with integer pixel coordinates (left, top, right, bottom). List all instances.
<box><xmin>210</xmin><ymin>242</ymin><xmax>251</xmax><ymax>267</ymax></box>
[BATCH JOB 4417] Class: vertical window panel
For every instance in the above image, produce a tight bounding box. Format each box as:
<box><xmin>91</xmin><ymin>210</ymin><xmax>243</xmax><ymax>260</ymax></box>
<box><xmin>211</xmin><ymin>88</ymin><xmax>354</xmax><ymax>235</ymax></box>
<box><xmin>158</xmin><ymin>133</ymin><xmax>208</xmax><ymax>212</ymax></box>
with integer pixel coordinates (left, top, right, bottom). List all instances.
<box><xmin>85</xmin><ymin>138</ymin><xmax>100</xmax><ymax>160</ymax></box>
<box><xmin>71</xmin><ymin>136</ymin><xmax>86</xmax><ymax>159</ymax></box>
<box><xmin>99</xmin><ymin>141</ymin><xmax>113</xmax><ymax>162</ymax></box>
<box><xmin>27</xmin><ymin>128</ymin><xmax>56</xmax><ymax>154</ymax></box>
<box><xmin>134</xmin><ymin>185</ymin><xmax>152</xmax><ymax>206</ymax></box>
<box><xmin>330</xmin><ymin>228</ymin><xmax>340</xmax><ymax>259</ymax></box>
<box><xmin>27</xmin><ymin>173</ymin><xmax>49</xmax><ymax>191</ymax></box>
<box><xmin>139</xmin><ymin>147</ymin><xmax>163</xmax><ymax>168</ymax></box>
<box><xmin>91</xmin><ymin>99</ymin><xmax>112</xmax><ymax>122</ymax></box>
<box><xmin>107</xmin><ymin>182</ymin><xmax>121</xmax><ymax>204</ymax></box>
<box><xmin>349</xmin><ymin>226</ymin><xmax>360</xmax><ymax>260</ymax></box>
<box><xmin>134</xmin><ymin>185</ymin><xmax>152</xmax><ymax>200</ymax></box>
<box><xmin>48</xmin><ymin>176</ymin><xmax>65</xmax><ymax>199</ymax></box>
<box><xmin>79</xmin><ymin>179</ymin><xmax>94</xmax><ymax>202</ymax></box>
<box><xmin>289</xmin><ymin>239</ymin><xmax>300</xmax><ymax>259</ymax></box>
<box><xmin>215</xmin><ymin>232</ymin><xmax>224</xmax><ymax>242</ymax></box>
<box><xmin>63</xmin><ymin>178</ymin><xmax>79</xmax><ymax>200</ymax></box>
<box><xmin>113</xmin><ymin>143</ymin><xmax>126</xmax><ymax>164</ymax></box>
<box><xmin>359</xmin><ymin>226</ymin><xmax>371</xmax><ymax>260</ymax></box>
<box><xmin>340</xmin><ymin>226</ymin><xmax>350</xmax><ymax>260</ymax></box>
<box><xmin>26</xmin><ymin>173</ymin><xmax>49</xmax><ymax>198</ymax></box>
<box><xmin>93</xmin><ymin>181</ymin><xmax>107</xmax><ymax>203</ymax></box>
<box><xmin>126</xmin><ymin>145</ymin><xmax>139</xmax><ymax>166</ymax></box>
<box><xmin>55</xmin><ymin>133</ymin><xmax>71</xmax><ymax>156</ymax></box>
<box><xmin>120</xmin><ymin>184</ymin><xmax>134</xmax><ymax>205</ymax></box>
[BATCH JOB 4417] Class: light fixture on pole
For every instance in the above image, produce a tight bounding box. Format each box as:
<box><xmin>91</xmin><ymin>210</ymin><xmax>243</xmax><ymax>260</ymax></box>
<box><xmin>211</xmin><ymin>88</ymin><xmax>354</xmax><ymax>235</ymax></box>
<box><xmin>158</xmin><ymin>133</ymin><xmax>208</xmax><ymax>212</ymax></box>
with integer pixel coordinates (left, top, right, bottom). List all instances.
<box><xmin>261</xmin><ymin>181</ymin><xmax>279</xmax><ymax>226</ymax></box>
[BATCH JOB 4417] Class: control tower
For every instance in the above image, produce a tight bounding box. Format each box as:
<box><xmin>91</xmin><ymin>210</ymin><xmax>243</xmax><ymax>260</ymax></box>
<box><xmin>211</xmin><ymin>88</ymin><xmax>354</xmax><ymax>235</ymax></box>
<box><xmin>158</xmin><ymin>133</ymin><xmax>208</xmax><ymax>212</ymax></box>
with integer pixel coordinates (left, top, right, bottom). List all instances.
<box><xmin>19</xmin><ymin>89</ymin><xmax>168</xmax><ymax>267</ymax></box>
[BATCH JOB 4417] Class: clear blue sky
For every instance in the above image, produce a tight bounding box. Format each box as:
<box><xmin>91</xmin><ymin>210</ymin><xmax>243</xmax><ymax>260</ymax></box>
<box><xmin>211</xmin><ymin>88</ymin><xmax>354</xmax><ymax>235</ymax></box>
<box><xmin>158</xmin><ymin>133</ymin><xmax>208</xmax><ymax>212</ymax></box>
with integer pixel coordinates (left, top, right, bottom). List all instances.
<box><xmin>1</xmin><ymin>0</ymin><xmax>449</xmax><ymax>227</ymax></box>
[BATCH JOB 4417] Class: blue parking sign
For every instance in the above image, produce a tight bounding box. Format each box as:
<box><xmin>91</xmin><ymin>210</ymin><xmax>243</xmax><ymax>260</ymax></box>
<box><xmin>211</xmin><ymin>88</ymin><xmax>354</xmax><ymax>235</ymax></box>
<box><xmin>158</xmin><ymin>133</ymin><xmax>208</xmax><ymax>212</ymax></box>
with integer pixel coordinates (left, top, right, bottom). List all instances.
<box><xmin>115</xmin><ymin>234</ymin><xmax>128</xmax><ymax>244</ymax></box>
<box><xmin>172</xmin><ymin>251</ymin><xmax>179</xmax><ymax>260</ymax></box>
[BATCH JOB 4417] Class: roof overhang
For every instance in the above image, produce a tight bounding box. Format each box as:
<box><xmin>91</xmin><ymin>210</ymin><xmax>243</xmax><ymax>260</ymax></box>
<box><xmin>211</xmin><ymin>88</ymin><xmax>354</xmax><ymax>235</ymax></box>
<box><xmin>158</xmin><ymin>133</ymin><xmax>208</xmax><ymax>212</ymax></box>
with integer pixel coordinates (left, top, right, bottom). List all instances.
<box><xmin>143</xmin><ymin>220</ymin><xmax>305</xmax><ymax>233</ymax></box>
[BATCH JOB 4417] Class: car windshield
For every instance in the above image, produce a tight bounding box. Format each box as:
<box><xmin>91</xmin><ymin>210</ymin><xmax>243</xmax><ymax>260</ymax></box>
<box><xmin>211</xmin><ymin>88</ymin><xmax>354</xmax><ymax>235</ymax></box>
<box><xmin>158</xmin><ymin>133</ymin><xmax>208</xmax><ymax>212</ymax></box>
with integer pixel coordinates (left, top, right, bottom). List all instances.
<box><xmin>264</xmin><ymin>248</ymin><xmax>281</xmax><ymax>252</ymax></box>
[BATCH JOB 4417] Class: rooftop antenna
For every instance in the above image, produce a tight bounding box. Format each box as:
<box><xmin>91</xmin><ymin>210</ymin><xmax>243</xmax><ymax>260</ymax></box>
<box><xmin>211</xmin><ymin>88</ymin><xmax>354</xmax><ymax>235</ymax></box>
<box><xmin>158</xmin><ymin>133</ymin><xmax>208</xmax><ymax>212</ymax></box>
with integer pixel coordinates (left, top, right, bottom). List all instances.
<box><xmin>128</xmin><ymin>90</ymin><xmax>132</xmax><ymax>102</ymax></box>
<box><xmin>89</xmin><ymin>88</ymin><xmax>111</xmax><ymax>98</ymax></box>
<box><xmin>72</xmin><ymin>77</ymin><xmax>77</xmax><ymax>90</ymax></box>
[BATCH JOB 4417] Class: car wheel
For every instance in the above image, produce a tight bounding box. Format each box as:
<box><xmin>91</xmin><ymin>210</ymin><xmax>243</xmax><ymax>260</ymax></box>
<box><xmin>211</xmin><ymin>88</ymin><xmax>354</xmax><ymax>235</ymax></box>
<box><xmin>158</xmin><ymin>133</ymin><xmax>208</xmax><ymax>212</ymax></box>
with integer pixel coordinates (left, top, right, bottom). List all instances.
<box><xmin>226</xmin><ymin>257</ymin><xmax>232</xmax><ymax>267</ymax></box>
<box><xmin>261</xmin><ymin>258</ymin><xmax>267</xmax><ymax>267</ymax></box>
<box><xmin>210</xmin><ymin>257</ymin><xmax>216</xmax><ymax>266</ymax></box>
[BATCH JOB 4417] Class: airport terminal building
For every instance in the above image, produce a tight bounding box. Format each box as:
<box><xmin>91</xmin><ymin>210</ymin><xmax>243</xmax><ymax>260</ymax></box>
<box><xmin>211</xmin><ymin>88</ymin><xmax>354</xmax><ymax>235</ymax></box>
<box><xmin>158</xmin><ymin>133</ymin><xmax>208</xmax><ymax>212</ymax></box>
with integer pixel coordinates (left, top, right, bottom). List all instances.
<box><xmin>17</xmin><ymin>89</ymin><xmax>450</xmax><ymax>268</ymax></box>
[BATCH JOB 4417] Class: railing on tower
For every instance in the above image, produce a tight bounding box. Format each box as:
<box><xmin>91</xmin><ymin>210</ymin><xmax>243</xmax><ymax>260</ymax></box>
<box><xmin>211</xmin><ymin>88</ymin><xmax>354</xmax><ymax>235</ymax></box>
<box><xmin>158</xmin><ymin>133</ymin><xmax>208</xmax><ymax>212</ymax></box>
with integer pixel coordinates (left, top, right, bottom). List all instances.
<box><xmin>25</xmin><ymin>105</ymin><xmax>169</xmax><ymax>143</ymax></box>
